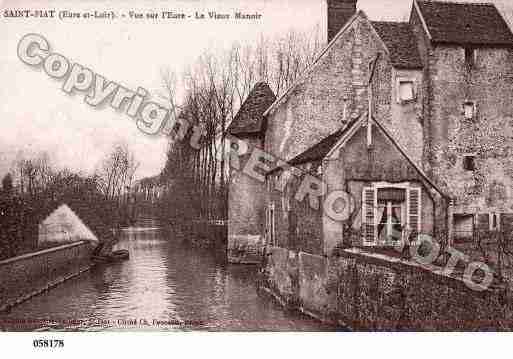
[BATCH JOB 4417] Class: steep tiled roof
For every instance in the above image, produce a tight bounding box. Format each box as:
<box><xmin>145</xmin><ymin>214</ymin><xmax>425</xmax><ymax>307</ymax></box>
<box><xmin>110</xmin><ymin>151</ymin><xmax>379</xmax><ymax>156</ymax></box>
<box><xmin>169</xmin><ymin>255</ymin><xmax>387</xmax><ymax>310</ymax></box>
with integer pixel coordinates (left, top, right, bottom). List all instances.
<box><xmin>416</xmin><ymin>1</ymin><xmax>513</xmax><ymax>46</ymax></box>
<box><xmin>227</xmin><ymin>82</ymin><xmax>276</xmax><ymax>136</ymax></box>
<box><xmin>372</xmin><ymin>21</ymin><xmax>423</xmax><ymax>69</ymax></box>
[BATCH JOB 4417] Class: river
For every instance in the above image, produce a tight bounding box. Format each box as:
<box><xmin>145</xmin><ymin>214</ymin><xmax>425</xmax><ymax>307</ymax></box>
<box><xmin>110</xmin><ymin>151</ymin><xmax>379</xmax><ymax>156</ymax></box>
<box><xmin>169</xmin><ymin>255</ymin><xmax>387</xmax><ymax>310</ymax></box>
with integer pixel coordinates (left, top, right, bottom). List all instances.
<box><xmin>0</xmin><ymin>220</ymin><xmax>341</xmax><ymax>331</ymax></box>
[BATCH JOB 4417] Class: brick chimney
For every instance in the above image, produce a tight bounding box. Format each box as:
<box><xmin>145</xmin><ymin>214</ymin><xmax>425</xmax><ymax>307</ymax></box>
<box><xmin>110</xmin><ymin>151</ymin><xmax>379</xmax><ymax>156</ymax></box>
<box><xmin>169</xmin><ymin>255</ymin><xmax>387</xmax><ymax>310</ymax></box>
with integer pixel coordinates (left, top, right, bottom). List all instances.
<box><xmin>327</xmin><ymin>0</ymin><xmax>357</xmax><ymax>43</ymax></box>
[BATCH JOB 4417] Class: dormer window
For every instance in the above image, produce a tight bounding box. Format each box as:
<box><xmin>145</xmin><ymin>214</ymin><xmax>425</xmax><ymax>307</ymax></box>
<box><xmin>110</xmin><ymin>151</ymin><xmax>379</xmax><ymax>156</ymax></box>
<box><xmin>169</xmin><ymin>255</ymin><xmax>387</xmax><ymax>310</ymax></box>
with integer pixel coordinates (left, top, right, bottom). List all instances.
<box><xmin>465</xmin><ymin>47</ymin><xmax>476</xmax><ymax>68</ymax></box>
<box><xmin>396</xmin><ymin>78</ymin><xmax>416</xmax><ymax>103</ymax></box>
<box><xmin>462</xmin><ymin>101</ymin><xmax>476</xmax><ymax>120</ymax></box>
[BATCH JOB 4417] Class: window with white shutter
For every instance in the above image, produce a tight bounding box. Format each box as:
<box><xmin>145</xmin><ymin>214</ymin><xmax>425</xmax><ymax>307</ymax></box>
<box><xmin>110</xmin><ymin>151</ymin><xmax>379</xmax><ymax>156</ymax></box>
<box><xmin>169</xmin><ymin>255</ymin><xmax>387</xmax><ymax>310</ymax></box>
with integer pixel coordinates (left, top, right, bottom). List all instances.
<box><xmin>489</xmin><ymin>213</ymin><xmax>501</xmax><ymax>231</ymax></box>
<box><xmin>362</xmin><ymin>187</ymin><xmax>377</xmax><ymax>245</ymax></box>
<box><xmin>407</xmin><ymin>187</ymin><xmax>421</xmax><ymax>237</ymax></box>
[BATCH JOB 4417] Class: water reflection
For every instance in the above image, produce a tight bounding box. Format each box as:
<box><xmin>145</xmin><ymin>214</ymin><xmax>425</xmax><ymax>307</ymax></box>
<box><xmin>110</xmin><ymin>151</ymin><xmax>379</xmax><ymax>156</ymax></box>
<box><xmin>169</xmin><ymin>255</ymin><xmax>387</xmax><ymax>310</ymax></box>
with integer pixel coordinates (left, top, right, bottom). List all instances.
<box><xmin>1</xmin><ymin>220</ymin><xmax>340</xmax><ymax>331</ymax></box>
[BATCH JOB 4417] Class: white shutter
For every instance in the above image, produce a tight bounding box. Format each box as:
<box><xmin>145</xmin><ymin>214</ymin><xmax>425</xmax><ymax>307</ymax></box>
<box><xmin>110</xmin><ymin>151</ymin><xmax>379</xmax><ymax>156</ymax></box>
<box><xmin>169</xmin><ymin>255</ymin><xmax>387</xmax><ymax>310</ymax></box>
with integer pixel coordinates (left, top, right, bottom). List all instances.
<box><xmin>362</xmin><ymin>187</ymin><xmax>377</xmax><ymax>245</ymax></box>
<box><xmin>407</xmin><ymin>187</ymin><xmax>421</xmax><ymax>235</ymax></box>
<box><xmin>269</xmin><ymin>203</ymin><xmax>275</xmax><ymax>246</ymax></box>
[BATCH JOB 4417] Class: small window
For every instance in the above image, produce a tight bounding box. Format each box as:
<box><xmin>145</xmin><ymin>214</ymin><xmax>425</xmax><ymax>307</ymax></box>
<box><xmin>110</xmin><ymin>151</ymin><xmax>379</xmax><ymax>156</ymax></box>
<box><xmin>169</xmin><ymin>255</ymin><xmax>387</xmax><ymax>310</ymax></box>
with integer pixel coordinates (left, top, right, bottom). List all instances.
<box><xmin>463</xmin><ymin>155</ymin><xmax>476</xmax><ymax>171</ymax></box>
<box><xmin>465</xmin><ymin>47</ymin><xmax>475</xmax><ymax>68</ymax></box>
<box><xmin>462</xmin><ymin>101</ymin><xmax>476</xmax><ymax>119</ymax></box>
<box><xmin>397</xmin><ymin>79</ymin><xmax>415</xmax><ymax>103</ymax></box>
<box><xmin>490</xmin><ymin>213</ymin><xmax>501</xmax><ymax>231</ymax></box>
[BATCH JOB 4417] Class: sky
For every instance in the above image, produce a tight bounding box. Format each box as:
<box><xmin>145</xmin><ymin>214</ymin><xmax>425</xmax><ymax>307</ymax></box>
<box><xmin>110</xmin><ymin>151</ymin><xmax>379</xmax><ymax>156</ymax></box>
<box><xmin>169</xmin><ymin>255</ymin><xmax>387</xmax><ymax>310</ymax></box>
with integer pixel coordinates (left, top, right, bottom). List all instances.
<box><xmin>0</xmin><ymin>0</ymin><xmax>512</xmax><ymax>180</ymax></box>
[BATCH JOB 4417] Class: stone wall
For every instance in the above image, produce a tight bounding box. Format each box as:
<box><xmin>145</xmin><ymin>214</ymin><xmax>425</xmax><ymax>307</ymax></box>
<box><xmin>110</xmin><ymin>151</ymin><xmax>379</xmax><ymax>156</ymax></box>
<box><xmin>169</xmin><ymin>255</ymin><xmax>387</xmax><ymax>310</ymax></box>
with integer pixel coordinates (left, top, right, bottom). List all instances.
<box><xmin>409</xmin><ymin>4</ymin><xmax>513</xmax><ymax>217</ymax></box>
<box><xmin>333</xmin><ymin>248</ymin><xmax>512</xmax><ymax>330</ymax></box>
<box><xmin>0</xmin><ymin>241</ymin><xmax>94</xmax><ymax>312</ymax></box>
<box><xmin>262</xmin><ymin>246</ymin><xmax>513</xmax><ymax>330</ymax></box>
<box><xmin>428</xmin><ymin>45</ymin><xmax>513</xmax><ymax>215</ymax></box>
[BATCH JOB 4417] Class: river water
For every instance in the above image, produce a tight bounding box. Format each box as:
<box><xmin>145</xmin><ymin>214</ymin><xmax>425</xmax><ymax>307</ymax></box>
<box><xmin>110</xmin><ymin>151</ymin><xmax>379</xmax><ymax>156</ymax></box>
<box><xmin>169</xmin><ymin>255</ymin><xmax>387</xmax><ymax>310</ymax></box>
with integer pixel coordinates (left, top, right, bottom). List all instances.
<box><xmin>0</xmin><ymin>220</ymin><xmax>340</xmax><ymax>331</ymax></box>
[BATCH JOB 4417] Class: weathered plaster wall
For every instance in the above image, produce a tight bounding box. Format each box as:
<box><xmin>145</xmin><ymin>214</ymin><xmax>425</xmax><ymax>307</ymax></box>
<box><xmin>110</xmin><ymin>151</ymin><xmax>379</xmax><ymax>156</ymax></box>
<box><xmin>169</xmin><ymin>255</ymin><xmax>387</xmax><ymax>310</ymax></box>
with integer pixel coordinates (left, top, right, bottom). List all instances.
<box><xmin>293</xmin><ymin>182</ymin><xmax>324</xmax><ymax>255</ymax></box>
<box><xmin>265</xmin><ymin>14</ymin><xmax>389</xmax><ymax>163</ymax></box>
<box><xmin>390</xmin><ymin>68</ymin><xmax>424</xmax><ymax>166</ymax></box>
<box><xmin>322</xmin><ymin>157</ymin><xmax>346</xmax><ymax>255</ymax></box>
<box><xmin>267</xmin><ymin>168</ymin><xmax>323</xmax><ymax>255</ymax></box>
<box><xmin>0</xmin><ymin>241</ymin><xmax>94</xmax><ymax>312</ymax></box>
<box><xmin>409</xmin><ymin>3</ymin><xmax>433</xmax><ymax>169</ymax></box>
<box><xmin>228</xmin><ymin>136</ymin><xmax>266</xmax><ymax>263</ymax></box>
<box><xmin>341</xmin><ymin>123</ymin><xmax>422</xmax><ymax>182</ymax></box>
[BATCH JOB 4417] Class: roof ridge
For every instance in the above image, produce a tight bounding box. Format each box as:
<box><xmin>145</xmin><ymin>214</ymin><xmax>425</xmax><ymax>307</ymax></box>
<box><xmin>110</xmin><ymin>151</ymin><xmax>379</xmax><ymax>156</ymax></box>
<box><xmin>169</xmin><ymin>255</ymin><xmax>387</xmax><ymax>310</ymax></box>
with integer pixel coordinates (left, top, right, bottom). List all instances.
<box><xmin>417</xmin><ymin>0</ymin><xmax>496</xmax><ymax>6</ymax></box>
<box><xmin>371</xmin><ymin>20</ymin><xmax>410</xmax><ymax>24</ymax></box>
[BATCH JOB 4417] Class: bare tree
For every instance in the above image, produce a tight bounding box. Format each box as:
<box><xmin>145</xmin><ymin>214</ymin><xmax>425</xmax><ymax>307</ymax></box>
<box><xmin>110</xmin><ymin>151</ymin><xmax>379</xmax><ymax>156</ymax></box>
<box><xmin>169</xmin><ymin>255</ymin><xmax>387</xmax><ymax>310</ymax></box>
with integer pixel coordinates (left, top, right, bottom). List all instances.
<box><xmin>98</xmin><ymin>142</ymin><xmax>139</xmax><ymax>202</ymax></box>
<box><xmin>158</xmin><ymin>25</ymin><xmax>322</xmax><ymax>223</ymax></box>
<box><xmin>16</xmin><ymin>151</ymin><xmax>55</xmax><ymax>198</ymax></box>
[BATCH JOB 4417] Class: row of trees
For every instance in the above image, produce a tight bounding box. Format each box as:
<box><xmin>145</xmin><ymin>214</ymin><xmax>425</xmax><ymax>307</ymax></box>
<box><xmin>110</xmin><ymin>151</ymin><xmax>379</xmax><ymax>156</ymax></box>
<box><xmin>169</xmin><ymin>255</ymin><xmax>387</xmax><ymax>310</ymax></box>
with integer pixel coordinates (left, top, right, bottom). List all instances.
<box><xmin>158</xmin><ymin>27</ymin><xmax>323</xmax><ymax>225</ymax></box>
<box><xmin>0</xmin><ymin>143</ymin><xmax>139</xmax><ymax>260</ymax></box>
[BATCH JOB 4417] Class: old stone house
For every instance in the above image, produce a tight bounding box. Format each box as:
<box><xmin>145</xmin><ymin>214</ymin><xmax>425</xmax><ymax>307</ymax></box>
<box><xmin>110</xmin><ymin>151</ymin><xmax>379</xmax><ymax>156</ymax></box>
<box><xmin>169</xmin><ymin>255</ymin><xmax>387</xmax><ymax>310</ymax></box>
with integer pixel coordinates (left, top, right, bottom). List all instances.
<box><xmin>227</xmin><ymin>0</ymin><xmax>513</xmax><ymax>263</ymax></box>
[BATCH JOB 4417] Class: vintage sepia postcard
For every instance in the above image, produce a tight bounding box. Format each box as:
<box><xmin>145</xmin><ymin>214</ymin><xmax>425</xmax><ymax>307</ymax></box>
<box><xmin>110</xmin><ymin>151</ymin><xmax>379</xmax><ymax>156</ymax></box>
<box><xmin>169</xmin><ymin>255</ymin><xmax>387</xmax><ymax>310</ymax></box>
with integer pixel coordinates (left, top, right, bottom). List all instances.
<box><xmin>1</xmin><ymin>0</ymin><xmax>513</xmax><ymax>356</ymax></box>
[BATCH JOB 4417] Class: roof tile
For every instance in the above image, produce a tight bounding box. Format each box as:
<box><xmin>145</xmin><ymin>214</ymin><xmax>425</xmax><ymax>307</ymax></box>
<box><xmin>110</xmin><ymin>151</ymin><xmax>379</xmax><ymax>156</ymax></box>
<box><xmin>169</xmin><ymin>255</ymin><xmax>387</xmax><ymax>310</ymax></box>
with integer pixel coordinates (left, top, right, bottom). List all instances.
<box><xmin>372</xmin><ymin>21</ymin><xmax>424</xmax><ymax>69</ymax></box>
<box><xmin>416</xmin><ymin>1</ymin><xmax>513</xmax><ymax>46</ymax></box>
<box><xmin>227</xmin><ymin>82</ymin><xmax>276</xmax><ymax>136</ymax></box>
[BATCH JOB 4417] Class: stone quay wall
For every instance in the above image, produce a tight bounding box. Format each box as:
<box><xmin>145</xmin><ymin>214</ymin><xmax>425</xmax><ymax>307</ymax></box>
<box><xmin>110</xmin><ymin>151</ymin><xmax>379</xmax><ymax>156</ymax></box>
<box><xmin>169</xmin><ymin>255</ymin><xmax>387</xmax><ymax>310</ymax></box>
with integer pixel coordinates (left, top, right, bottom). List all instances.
<box><xmin>261</xmin><ymin>246</ymin><xmax>513</xmax><ymax>330</ymax></box>
<box><xmin>0</xmin><ymin>241</ymin><xmax>94</xmax><ymax>312</ymax></box>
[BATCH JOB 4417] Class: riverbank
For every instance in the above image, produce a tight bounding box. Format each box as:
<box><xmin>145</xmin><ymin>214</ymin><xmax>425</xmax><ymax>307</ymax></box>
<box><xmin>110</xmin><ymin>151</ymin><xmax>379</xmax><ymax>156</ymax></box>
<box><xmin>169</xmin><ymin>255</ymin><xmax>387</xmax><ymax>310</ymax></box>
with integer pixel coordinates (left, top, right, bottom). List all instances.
<box><xmin>0</xmin><ymin>241</ymin><xmax>95</xmax><ymax>313</ymax></box>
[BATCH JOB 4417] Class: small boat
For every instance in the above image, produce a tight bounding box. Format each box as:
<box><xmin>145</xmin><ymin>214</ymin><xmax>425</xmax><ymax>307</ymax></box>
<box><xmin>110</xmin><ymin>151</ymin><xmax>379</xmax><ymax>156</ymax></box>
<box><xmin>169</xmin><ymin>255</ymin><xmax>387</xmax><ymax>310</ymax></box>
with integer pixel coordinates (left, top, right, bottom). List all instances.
<box><xmin>109</xmin><ymin>249</ymin><xmax>130</xmax><ymax>261</ymax></box>
<box><xmin>91</xmin><ymin>250</ymin><xmax>129</xmax><ymax>264</ymax></box>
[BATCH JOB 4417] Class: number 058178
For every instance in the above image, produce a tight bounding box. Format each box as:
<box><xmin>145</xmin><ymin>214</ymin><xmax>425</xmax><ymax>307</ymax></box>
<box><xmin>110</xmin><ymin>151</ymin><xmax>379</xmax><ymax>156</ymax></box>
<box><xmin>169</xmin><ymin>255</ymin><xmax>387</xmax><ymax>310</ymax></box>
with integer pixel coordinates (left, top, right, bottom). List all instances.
<box><xmin>33</xmin><ymin>339</ymin><xmax>64</xmax><ymax>348</ymax></box>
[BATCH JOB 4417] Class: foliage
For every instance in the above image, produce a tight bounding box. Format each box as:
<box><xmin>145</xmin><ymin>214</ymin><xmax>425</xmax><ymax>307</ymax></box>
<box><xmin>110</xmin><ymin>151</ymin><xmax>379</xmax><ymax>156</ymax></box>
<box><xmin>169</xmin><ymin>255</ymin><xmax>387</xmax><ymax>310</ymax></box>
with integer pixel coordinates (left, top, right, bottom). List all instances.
<box><xmin>0</xmin><ymin>145</ymin><xmax>138</xmax><ymax>260</ymax></box>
